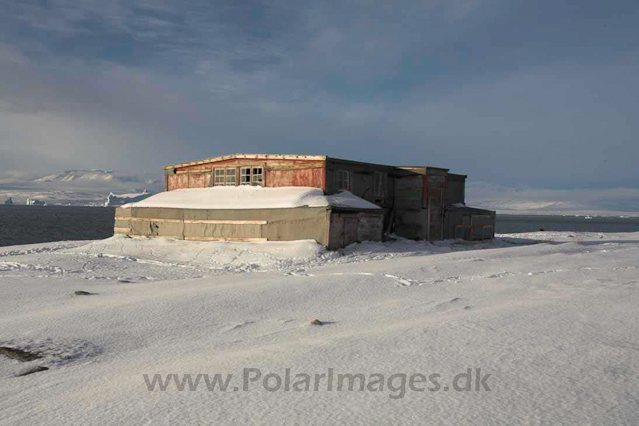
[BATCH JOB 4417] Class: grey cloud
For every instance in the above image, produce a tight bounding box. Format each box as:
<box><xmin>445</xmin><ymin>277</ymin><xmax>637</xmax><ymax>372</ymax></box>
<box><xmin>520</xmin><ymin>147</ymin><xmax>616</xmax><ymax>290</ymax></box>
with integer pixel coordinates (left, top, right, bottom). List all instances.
<box><xmin>0</xmin><ymin>0</ymin><xmax>637</xmax><ymax>197</ymax></box>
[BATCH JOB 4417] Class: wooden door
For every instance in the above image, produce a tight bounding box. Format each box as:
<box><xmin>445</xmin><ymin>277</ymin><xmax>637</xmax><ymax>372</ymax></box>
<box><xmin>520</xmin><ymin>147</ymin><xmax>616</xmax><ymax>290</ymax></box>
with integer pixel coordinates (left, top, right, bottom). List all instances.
<box><xmin>343</xmin><ymin>216</ymin><xmax>359</xmax><ymax>247</ymax></box>
<box><xmin>428</xmin><ymin>187</ymin><xmax>444</xmax><ymax>240</ymax></box>
<box><xmin>329</xmin><ymin>214</ymin><xmax>360</xmax><ymax>249</ymax></box>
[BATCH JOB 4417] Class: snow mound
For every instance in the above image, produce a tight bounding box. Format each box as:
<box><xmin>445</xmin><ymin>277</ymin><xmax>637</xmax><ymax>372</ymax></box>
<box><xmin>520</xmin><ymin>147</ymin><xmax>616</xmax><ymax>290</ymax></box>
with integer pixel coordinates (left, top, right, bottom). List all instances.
<box><xmin>121</xmin><ymin>186</ymin><xmax>380</xmax><ymax>210</ymax></box>
<box><xmin>66</xmin><ymin>235</ymin><xmax>332</xmax><ymax>273</ymax></box>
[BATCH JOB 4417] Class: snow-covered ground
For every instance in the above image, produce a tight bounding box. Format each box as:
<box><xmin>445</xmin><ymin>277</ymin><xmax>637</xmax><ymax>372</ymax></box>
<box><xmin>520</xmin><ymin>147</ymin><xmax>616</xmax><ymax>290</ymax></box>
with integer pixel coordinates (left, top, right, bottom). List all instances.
<box><xmin>1</xmin><ymin>232</ymin><xmax>639</xmax><ymax>425</ymax></box>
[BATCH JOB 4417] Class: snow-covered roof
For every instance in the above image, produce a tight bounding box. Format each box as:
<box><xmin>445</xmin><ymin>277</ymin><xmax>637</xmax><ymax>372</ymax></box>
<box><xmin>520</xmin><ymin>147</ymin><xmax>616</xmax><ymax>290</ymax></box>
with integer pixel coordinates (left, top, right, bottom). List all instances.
<box><xmin>325</xmin><ymin>191</ymin><xmax>381</xmax><ymax>210</ymax></box>
<box><xmin>121</xmin><ymin>186</ymin><xmax>381</xmax><ymax>210</ymax></box>
<box><xmin>104</xmin><ymin>191</ymin><xmax>152</xmax><ymax>207</ymax></box>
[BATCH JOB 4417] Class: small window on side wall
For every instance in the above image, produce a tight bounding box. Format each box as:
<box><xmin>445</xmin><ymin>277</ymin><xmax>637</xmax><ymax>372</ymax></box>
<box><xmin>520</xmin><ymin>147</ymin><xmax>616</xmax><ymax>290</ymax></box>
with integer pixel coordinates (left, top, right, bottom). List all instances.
<box><xmin>239</xmin><ymin>167</ymin><xmax>264</xmax><ymax>186</ymax></box>
<box><xmin>226</xmin><ymin>168</ymin><xmax>236</xmax><ymax>186</ymax></box>
<box><xmin>374</xmin><ymin>172</ymin><xmax>386</xmax><ymax>197</ymax></box>
<box><xmin>214</xmin><ymin>169</ymin><xmax>225</xmax><ymax>186</ymax></box>
<box><xmin>240</xmin><ymin>167</ymin><xmax>251</xmax><ymax>185</ymax></box>
<box><xmin>251</xmin><ymin>168</ymin><xmax>263</xmax><ymax>186</ymax></box>
<box><xmin>337</xmin><ymin>170</ymin><xmax>350</xmax><ymax>191</ymax></box>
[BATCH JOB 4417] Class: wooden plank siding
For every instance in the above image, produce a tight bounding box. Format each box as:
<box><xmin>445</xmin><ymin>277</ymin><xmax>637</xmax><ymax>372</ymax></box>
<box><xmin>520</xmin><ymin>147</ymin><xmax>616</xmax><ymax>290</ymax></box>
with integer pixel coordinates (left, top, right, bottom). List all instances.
<box><xmin>266</xmin><ymin>166</ymin><xmax>325</xmax><ymax>189</ymax></box>
<box><xmin>327</xmin><ymin>211</ymin><xmax>385</xmax><ymax>250</ymax></box>
<box><xmin>325</xmin><ymin>158</ymin><xmax>396</xmax><ymax>209</ymax></box>
<box><xmin>166</xmin><ymin>158</ymin><xmax>326</xmax><ymax>191</ymax></box>
<box><xmin>158</xmin><ymin>153</ymin><xmax>493</xmax><ymax>243</ymax></box>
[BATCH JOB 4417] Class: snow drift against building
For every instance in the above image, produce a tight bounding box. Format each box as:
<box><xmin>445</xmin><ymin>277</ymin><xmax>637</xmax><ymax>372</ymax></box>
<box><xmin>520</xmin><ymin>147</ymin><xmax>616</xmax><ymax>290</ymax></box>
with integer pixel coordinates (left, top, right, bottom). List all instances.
<box><xmin>121</xmin><ymin>187</ymin><xmax>381</xmax><ymax>210</ymax></box>
<box><xmin>104</xmin><ymin>190</ymin><xmax>152</xmax><ymax>207</ymax></box>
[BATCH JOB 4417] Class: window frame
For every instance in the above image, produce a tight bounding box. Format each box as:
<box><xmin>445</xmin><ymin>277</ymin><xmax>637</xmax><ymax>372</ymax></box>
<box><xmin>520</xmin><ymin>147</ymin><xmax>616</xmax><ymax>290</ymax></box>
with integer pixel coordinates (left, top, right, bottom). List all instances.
<box><xmin>214</xmin><ymin>168</ymin><xmax>226</xmax><ymax>186</ymax></box>
<box><xmin>251</xmin><ymin>167</ymin><xmax>263</xmax><ymax>186</ymax></box>
<box><xmin>240</xmin><ymin>167</ymin><xmax>251</xmax><ymax>185</ymax></box>
<box><xmin>373</xmin><ymin>171</ymin><xmax>386</xmax><ymax>197</ymax></box>
<box><xmin>238</xmin><ymin>166</ymin><xmax>265</xmax><ymax>186</ymax></box>
<box><xmin>337</xmin><ymin>169</ymin><xmax>350</xmax><ymax>191</ymax></box>
<box><xmin>225</xmin><ymin>167</ymin><xmax>236</xmax><ymax>186</ymax></box>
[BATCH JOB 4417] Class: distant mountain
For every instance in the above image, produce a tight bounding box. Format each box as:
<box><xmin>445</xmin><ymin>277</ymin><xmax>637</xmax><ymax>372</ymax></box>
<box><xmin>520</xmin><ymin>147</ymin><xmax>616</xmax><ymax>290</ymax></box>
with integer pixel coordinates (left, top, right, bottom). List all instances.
<box><xmin>32</xmin><ymin>169</ymin><xmax>160</xmax><ymax>186</ymax></box>
<box><xmin>466</xmin><ymin>182</ymin><xmax>639</xmax><ymax>216</ymax></box>
<box><xmin>0</xmin><ymin>169</ymin><xmax>164</xmax><ymax>206</ymax></box>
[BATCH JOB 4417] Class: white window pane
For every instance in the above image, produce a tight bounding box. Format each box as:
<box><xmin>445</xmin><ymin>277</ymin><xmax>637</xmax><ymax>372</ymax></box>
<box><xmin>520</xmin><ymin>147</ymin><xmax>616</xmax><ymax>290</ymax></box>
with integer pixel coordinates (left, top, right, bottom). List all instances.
<box><xmin>240</xmin><ymin>168</ymin><xmax>251</xmax><ymax>185</ymax></box>
<box><xmin>338</xmin><ymin>170</ymin><xmax>349</xmax><ymax>190</ymax></box>
<box><xmin>214</xmin><ymin>169</ymin><xmax>225</xmax><ymax>185</ymax></box>
<box><xmin>226</xmin><ymin>168</ymin><xmax>236</xmax><ymax>185</ymax></box>
<box><xmin>251</xmin><ymin>168</ymin><xmax>263</xmax><ymax>185</ymax></box>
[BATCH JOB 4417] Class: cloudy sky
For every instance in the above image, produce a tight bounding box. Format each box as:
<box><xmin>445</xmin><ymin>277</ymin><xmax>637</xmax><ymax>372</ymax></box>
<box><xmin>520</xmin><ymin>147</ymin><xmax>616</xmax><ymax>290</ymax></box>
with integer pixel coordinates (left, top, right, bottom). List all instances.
<box><xmin>1</xmin><ymin>0</ymin><xmax>638</xmax><ymax>191</ymax></box>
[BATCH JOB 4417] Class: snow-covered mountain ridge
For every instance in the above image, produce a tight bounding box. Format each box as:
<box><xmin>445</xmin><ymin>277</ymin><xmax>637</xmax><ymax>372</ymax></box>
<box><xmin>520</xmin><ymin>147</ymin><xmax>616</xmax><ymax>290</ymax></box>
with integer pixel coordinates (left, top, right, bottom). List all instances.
<box><xmin>0</xmin><ymin>169</ymin><xmax>163</xmax><ymax>206</ymax></box>
<box><xmin>32</xmin><ymin>169</ymin><xmax>158</xmax><ymax>186</ymax></box>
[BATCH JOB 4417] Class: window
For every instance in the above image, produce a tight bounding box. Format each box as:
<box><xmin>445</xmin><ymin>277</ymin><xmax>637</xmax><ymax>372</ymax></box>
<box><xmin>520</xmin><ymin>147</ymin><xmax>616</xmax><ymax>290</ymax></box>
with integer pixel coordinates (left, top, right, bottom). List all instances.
<box><xmin>374</xmin><ymin>172</ymin><xmax>386</xmax><ymax>197</ymax></box>
<box><xmin>240</xmin><ymin>167</ymin><xmax>251</xmax><ymax>185</ymax></box>
<box><xmin>251</xmin><ymin>167</ymin><xmax>263</xmax><ymax>186</ymax></box>
<box><xmin>214</xmin><ymin>169</ymin><xmax>225</xmax><ymax>186</ymax></box>
<box><xmin>226</xmin><ymin>168</ymin><xmax>236</xmax><ymax>186</ymax></box>
<box><xmin>240</xmin><ymin>167</ymin><xmax>263</xmax><ymax>186</ymax></box>
<box><xmin>337</xmin><ymin>170</ymin><xmax>350</xmax><ymax>190</ymax></box>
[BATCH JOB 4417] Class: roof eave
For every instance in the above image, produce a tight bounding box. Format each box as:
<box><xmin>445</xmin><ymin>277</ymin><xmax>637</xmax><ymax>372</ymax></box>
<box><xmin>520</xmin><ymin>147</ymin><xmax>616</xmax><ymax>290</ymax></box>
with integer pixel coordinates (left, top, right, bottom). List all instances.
<box><xmin>164</xmin><ymin>153</ymin><xmax>327</xmax><ymax>170</ymax></box>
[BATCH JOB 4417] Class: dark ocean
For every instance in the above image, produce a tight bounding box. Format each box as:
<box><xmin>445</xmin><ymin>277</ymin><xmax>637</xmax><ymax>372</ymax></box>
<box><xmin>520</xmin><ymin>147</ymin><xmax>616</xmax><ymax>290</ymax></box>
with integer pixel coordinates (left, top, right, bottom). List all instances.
<box><xmin>0</xmin><ymin>205</ymin><xmax>638</xmax><ymax>247</ymax></box>
<box><xmin>496</xmin><ymin>214</ymin><xmax>639</xmax><ymax>234</ymax></box>
<box><xmin>0</xmin><ymin>205</ymin><xmax>116</xmax><ymax>247</ymax></box>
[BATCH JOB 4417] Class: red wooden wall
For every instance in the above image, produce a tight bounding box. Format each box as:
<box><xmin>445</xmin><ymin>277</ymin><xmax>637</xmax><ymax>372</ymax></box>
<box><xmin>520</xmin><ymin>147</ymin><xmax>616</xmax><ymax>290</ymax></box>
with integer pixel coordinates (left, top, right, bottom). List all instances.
<box><xmin>166</xmin><ymin>158</ymin><xmax>326</xmax><ymax>191</ymax></box>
